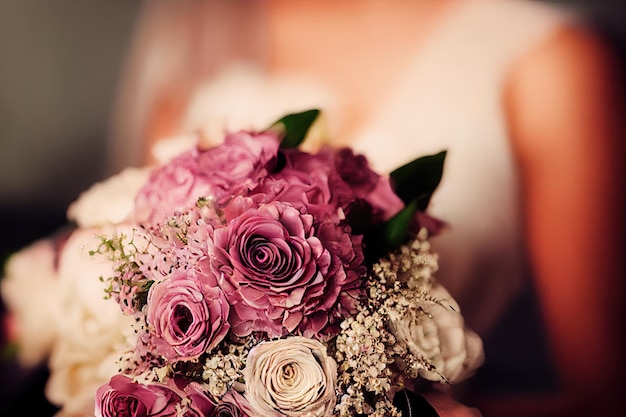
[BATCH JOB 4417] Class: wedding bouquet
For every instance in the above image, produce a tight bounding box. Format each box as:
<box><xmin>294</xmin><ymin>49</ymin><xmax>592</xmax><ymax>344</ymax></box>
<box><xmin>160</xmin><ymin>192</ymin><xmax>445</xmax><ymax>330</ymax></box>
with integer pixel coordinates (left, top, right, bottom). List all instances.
<box><xmin>1</xmin><ymin>110</ymin><xmax>483</xmax><ymax>417</ymax></box>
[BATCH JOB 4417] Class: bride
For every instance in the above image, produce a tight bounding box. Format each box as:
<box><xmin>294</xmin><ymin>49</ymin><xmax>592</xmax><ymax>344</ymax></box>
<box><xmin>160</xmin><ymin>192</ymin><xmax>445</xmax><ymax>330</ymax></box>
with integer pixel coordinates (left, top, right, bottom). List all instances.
<box><xmin>108</xmin><ymin>0</ymin><xmax>625</xmax><ymax>415</ymax></box>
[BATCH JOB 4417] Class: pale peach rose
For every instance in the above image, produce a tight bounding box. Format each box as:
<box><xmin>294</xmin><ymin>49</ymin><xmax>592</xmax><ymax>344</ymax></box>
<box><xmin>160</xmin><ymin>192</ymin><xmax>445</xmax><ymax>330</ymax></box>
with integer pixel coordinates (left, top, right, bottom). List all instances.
<box><xmin>243</xmin><ymin>337</ymin><xmax>337</xmax><ymax>417</ymax></box>
<box><xmin>66</xmin><ymin>166</ymin><xmax>150</xmax><ymax>228</ymax></box>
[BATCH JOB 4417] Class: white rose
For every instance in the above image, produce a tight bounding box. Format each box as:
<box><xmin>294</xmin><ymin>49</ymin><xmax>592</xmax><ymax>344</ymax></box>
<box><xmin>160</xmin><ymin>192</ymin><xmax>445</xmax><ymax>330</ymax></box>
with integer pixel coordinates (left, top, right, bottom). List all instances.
<box><xmin>244</xmin><ymin>337</ymin><xmax>337</xmax><ymax>417</ymax></box>
<box><xmin>43</xmin><ymin>227</ymin><xmax>136</xmax><ymax>416</ymax></box>
<box><xmin>388</xmin><ymin>283</ymin><xmax>484</xmax><ymax>384</ymax></box>
<box><xmin>1</xmin><ymin>238</ymin><xmax>61</xmax><ymax>366</ymax></box>
<box><xmin>66</xmin><ymin>166</ymin><xmax>150</xmax><ymax>228</ymax></box>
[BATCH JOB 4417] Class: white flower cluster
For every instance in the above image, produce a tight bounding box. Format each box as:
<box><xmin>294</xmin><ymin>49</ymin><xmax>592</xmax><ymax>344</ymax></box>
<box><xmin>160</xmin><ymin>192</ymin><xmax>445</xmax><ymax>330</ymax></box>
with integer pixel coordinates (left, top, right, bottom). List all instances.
<box><xmin>202</xmin><ymin>341</ymin><xmax>249</xmax><ymax>398</ymax></box>
<box><xmin>333</xmin><ymin>229</ymin><xmax>483</xmax><ymax>416</ymax></box>
<box><xmin>334</xmin><ymin>310</ymin><xmax>397</xmax><ymax>416</ymax></box>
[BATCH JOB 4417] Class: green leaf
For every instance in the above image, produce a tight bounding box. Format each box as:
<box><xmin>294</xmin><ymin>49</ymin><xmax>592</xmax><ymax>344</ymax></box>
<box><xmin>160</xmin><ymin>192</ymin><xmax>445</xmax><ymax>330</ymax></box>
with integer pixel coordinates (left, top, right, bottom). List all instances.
<box><xmin>390</xmin><ymin>150</ymin><xmax>446</xmax><ymax>211</ymax></box>
<box><xmin>363</xmin><ymin>200</ymin><xmax>419</xmax><ymax>262</ymax></box>
<box><xmin>363</xmin><ymin>151</ymin><xmax>447</xmax><ymax>260</ymax></box>
<box><xmin>270</xmin><ymin>109</ymin><xmax>321</xmax><ymax>148</ymax></box>
<box><xmin>383</xmin><ymin>200</ymin><xmax>419</xmax><ymax>249</ymax></box>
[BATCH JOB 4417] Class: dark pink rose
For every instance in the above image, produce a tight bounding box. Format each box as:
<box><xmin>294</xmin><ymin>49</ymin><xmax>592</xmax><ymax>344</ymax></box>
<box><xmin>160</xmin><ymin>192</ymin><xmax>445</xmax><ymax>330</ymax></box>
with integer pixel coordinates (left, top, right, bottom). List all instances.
<box><xmin>170</xmin><ymin>378</ymin><xmax>217</xmax><ymax>417</ymax></box>
<box><xmin>210</xmin><ymin>199</ymin><xmax>333</xmax><ymax>337</ymax></box>
<box><xmin>146</xmin><ymin>269</ymin><xmax>230</xmax><ymax>361</ymax></box>
<box><xmin>334</xmin><ymin>147</ymin><xmax>404</xmax><ymax>222</ymax></box>
<box><xmin>135</xmin><ymin>130</ymin><xmax>280</xmax><ymax>225</ymax></box>
<box><xmin>95</xmin><ymin>374</ymin><xmax>181</xmax><ymax>417</ymax></box>
<box><xmin>277</xmin><ymin>148</ymin><xmax>356</xmax><ymax>222</ymax></box>
<box><xmin>211</xmin><ymin>402</ymin><xmax>245</xmax><ymax>417</ymax></box>
<box><xmin>254</xmin><ymin>146</ymin><xmax>402</xmax><ymax>236</ymax></box>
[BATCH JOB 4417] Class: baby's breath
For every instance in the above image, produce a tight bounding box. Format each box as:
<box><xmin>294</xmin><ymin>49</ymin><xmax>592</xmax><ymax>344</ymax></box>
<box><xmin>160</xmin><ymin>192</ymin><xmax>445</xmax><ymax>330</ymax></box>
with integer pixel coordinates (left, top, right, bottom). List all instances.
<box><xmin>201</xmin><ymin>343</ymin><xmax>249</xmax><ymax>398</ymax></box>
<box><xmin>333</xmin><ymin>230</ymin><xmax>449</xmax><ymax>415</ymax></box>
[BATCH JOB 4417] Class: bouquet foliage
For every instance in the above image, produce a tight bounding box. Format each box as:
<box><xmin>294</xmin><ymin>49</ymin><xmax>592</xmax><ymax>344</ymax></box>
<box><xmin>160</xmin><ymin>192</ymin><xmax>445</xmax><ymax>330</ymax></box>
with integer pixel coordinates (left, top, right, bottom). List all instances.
<box><xmin>2</xmin><ymin>110</ymin><xmax>483</xmax><ymax>417</ymax></box>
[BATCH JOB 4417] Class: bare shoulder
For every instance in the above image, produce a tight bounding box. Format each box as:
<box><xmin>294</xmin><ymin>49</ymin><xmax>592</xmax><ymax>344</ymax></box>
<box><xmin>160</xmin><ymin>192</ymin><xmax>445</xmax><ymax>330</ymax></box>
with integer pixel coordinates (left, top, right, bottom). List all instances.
<box><xmin>508</xmin><ymin>18</ymin><xmax>623</xmax><ymax>92</ymax></box>
<box><xmin>504</xmin><ymin>20</ymin><xmax>624</xmax><ymax>160</ymax></box>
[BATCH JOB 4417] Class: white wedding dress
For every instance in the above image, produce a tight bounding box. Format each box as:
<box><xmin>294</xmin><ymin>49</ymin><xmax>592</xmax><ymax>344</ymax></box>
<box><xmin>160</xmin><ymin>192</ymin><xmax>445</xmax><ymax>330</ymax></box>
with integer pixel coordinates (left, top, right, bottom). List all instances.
<box><xmin>113</xmin><ymin>0</ymin><xmax>578</xmax><ymax>397</ymax></box>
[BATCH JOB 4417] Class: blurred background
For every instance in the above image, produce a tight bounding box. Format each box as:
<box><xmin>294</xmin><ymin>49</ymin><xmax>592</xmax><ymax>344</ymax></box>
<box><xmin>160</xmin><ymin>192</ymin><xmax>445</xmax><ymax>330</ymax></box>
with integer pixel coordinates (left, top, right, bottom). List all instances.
<box><xmin>1</xmin><ymin>0</ymin><xmax>624</xmax><ymax>270</ymax></box>
<box><xmin>0</xmin><ymin>0</ymin><xmax>624</xmax><ymax>415</ymax></box>
<box><xmin>0</xmin><ymin>1</ymin><xmax>141</xmax><ymax>264</ymax></box>
<box><xmin>0</xmin><ymin>2</ymin><xmax>142</xmax><ymax>415</ymax></box>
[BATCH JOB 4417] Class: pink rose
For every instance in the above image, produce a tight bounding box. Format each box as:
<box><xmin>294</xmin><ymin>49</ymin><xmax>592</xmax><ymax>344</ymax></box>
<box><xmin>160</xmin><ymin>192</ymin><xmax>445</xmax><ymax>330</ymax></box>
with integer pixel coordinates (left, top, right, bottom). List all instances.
<box><xmin>262</xmin><ymin>147</ymin><xmax>403</xmax><ymax>228</ymax></box>
<box><xmin>252</xmin><ymin>167</ymin><xmax>335</xmax><ymax>221</ymax></box>
<box><xmin>95</xmin><ymin>374</ymin><xmax>181</xmax><ymax>417</ymax></box>
<box><xmin>135</xmin><ymin>130</ymin><xmax>280</xmax><ymax>225</ymax></box>
<box><xmin>210</xmin><ymin>199</ymin><xmax>333</xmax><ymax>337</ymax></box>
<box><xmin>246</xmin><ymin>149</ymin><xmax>371</xmax><ymax>335</ymax></box>
<box><xmin>275</xmin><ymin>148</ymin><xmax>356</xmax><ymax>222</ymax></box>
<box><xmin>146</xmin><ymin>269</ymin><xmax>230</xmax><ymax>361</ymax></box>
<box><xmin>314</xmin><ymin>221</ymin><xmax>366</xmax><ymax>320</ymax></box>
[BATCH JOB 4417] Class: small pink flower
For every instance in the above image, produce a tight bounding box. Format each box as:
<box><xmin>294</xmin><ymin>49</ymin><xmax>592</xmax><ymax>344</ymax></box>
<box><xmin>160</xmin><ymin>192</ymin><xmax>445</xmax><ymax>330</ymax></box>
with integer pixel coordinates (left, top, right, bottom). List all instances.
<box><xmin>146</xmin><ymin>269</ymin><xmax>230</xmax><ymax>361</ymax></box>
<box><xmin>95</xmin><ymin>374</ymin><xmax>181</xmax><ymax>417</ymax></box>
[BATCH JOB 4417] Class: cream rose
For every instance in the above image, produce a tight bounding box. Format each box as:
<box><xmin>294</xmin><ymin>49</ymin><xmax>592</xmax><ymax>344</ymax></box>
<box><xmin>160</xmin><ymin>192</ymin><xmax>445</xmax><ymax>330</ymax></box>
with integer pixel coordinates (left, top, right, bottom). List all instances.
<box><xmin>66</xmin><ymin>166</ymin><xmax>150</xmax><ymax>228</ymax></box>
<box><xmin>3</xmin><ymin>162</ymin><xmax>152</xmax><ymax>416</ymax></box>
<box><xmin>1</xmin><ymin>238</ymin><xmax>60</xmax><ymax>367</ymax></box>
<box><xmin>243</xmin><ymin>337</ymin><xmax>337</xmax><ymax>417</ymax></box>
<box><xmin>388</xmin><ymin>283</ymin><xmax>484</xmax><ymax>384</ymax></box>
<box><xmin>44</xmin><ymin>227</ymin><xmax>136</xmax><ymax>416</ymax></box>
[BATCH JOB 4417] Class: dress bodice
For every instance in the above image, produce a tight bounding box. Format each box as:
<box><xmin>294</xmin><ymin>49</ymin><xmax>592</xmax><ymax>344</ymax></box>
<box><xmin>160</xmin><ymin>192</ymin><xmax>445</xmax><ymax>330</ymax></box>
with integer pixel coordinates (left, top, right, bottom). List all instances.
<box><xmin>177</xmin><ymin>0</ymin><xmax>573</xmax><ymax>337</ymax></box>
